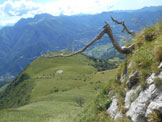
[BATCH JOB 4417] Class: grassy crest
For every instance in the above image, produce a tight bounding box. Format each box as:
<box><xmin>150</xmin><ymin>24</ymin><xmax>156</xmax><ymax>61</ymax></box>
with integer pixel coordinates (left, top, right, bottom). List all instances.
<box><xmin>0</xmin><ymin>21</ymin><xmax>161</xmax><ymax>122</ymax></box>
<box><xmin>0</xmin><ymin>52</ymin><xmax>117</xmax><ymax>122</ymax></box>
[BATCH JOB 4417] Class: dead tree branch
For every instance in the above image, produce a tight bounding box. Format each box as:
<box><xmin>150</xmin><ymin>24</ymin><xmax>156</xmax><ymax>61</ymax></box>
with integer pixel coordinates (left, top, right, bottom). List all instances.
<box><xmin>104</xmin><ymin>22</ymin><xmax>135</xmax><ymax>54</ymax></box>
<box><xmin>111</xmin><ymin>16</ymin><xmax>135</xmax><ymax>37</ymax></box>
<box><xmin>43</xmin><ymin>17</ymin><xmax>135</xmax><ymax>58</ymax></box>
<box><xmin>43</xmin><ymin>30</ymin><xmax>105</xmax><ymax>58</ymax></box>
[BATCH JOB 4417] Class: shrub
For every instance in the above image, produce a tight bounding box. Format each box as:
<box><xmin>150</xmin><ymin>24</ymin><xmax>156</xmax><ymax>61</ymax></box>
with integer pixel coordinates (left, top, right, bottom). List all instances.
<box><xmin>94</xmin><ymin>84</ymin><xmax>114</xmax><ymax>111</ymax></box>
<box><xmin>148</xmin><ymin>110</ymin><xmax>162</xmax><ymax>122</ymax></box>
<box><xmin>121</xmin><ymin>105</ymin><xmax>127</xmax><ymax>114</ymax></box>
<box><xmin>95</xmin><ymin>97</ymin><xmax>112</xmax><ymax>111</ymax></box>
<box><xmin>13</xmin><ymin>73</ymin><xmax>30</xmax><ymax>87</ymax></box>
<box><xmin>105</xmin><ymin>99</ymin><xmax>112</xmax><ymax>109</ymax></box>
<box><xmin>141</xmin><ymin>80</ymin><xmax>148</xmax><ymax>91</ymax></box>
<box><xmin>144</xmin><ymin>26</ymin><xmax>156</xmax><ymax>41</ymax></box>
<box><xmin>74</xmin><ymin>97</ymin><xmax>84</xmax><ymax>107</ymax></box>
<box><xmin>153</xmin><ymin>46</ymin><xmax>162</xmax><ymax>63</ymax></box>
<box><xmin>130</xmin><ymin>89</ymin><xmax>141</xmax><ymax>103</ymax></box>
<box><xmin>154</xmin><ymin>78</ymin><xmax>162</xmax><ymax>87</ymax></box>
<box><xmin>54</xmin><ymin>88</ymin><xmax>59</xmax><ymax>92</ymax></box>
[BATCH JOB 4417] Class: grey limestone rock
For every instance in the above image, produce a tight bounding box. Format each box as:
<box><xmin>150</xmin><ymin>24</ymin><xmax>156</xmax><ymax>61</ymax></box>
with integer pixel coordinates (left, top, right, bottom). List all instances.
<box><xmin>126</xmin><ymin>84</ymin><xmax>156</xmax><ymax>122</ymax></box>
<box><xmin>107</xmin><ymin>96</ymin><xmax>122</xmax><ymax>120</ymax></box>
<box><xmin>125</xmin><ymin>86</ymin><xmax>141</xmax><ymax>109</ymax></box>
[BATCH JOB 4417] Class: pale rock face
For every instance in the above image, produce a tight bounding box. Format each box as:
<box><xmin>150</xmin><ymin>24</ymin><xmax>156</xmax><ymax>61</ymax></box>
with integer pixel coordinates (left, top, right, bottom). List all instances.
<box><xmin>107</xmin><ymin>96</ymin><xmax>122</xmax><ymax>120</ymax></box>
<box><xmin>145</xmin><ymin>86</ymin><xmax>162</xmax><ymax>119</ymax></box>
<box><xmin>128</xmin><ymin>62</ymin><xmax>132</xmax><ymax>69</ymax></box>
<box><xmin>125</xmin><ymin>86</ymin><xmax>141</xmax><ymax>109</ymax></box>
<box><xmin>147</xmin><ymin>72</ymin><xmax>162</xmax><ymax>85</ymax></box>
<box><xmin>125</xmin><ymin>72</ymin><xmax>162</xmax><ymax>122</ymax></box>
<box><xmin>126</xmin><ymin>84</ymin><xmax>156</xmax><ymax>122</ymax></box>
<box><xmin>56</xmin><ymin>70</ymin><xmax>63</xmax><ymax>74</ymax></box>
<box><xmin>146</xmin><ymin>73</ymin><xmax>156</xmax><ymax>84</ymax></box>
<box><xmin>158</xmin><ymin>62</ymin><xmax>162</xmax><ymax>69</ymax></box>
<box><xmin>107</xmin><ymin>64</ymin><xmax>162</xmax><ymax>122</ymax></box>
<box><xmin>145</xmin><ymin>100</ymin><xmax>162</xmax><ymax>116</ymax></box>
<box><xmin>159</xmin><ymin>72</ymin><xmax>162</xmax><ymax>79</ymax></box>
<box><xmin>126</xmin><ymin>84</ymin><xmax>162</xmax><ymax>122</ymax></box>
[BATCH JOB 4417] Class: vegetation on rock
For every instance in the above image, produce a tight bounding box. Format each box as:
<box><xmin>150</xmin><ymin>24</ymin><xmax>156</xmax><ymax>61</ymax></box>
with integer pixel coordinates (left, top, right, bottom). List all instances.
<box><xmin>78</xmin><ymin>21</ymin><xmax>162</xmax><ymax>121</ymax></box>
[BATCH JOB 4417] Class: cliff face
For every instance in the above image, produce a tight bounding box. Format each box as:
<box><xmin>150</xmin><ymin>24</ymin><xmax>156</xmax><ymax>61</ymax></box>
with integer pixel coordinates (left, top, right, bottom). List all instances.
<box><xmin>107</xmin><ymin>65</ymin><xmax>162</xmax><ymax>122</ymax></box>
<box><xmin>106</xmin><ymin>21</ymin><xmax>162</xmax><ymax>122</ymax></box>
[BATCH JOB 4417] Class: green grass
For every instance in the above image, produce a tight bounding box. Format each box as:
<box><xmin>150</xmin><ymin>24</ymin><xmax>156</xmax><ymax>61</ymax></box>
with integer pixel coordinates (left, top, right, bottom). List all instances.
<box><xmin>128</xmin><ymin>21</ymin><xmax>162</xmax><ymax>81</ymax></box>
<box><xmin>78</xmin><ymin>21</ymin><xmax>162</xmax><ymax>122</ymax></box>
<box><xmin>0</xmin><ymin>73</ymin><xmax>34</xmax><ymax>109</ymax></box>
<box><xmin>1</xmin><ymin>21</ymin><xmax>162</xmax><ymax>122</ymax></box>
<box><xmin>0</xmin><ymin>53</ymin><xmax>117</xmax><ymax>122</ymax></box>
<box><xmin>0</xmin><ymin>84</ymin><xmax>8</xmax><ymax>93</ymax></box>
<box><xmin>154</xmin><ymin>78</ymin><xmax>162</xmax><ymax>87</ymax></box>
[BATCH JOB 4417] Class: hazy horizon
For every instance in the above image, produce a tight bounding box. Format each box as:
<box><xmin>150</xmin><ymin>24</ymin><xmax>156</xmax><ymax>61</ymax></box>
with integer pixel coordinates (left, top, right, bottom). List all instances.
<box><xmin>0</xmin><ymin>0</ymin><xmax>162</xmax><ymax>26</ymax></box>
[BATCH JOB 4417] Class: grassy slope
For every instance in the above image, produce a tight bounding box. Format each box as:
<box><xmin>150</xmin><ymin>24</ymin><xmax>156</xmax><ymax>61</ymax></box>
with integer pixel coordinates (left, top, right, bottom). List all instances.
<box><xmin>79</xmin><ymin>21</ymin><xmax>162</xmax><ymax>122</ymax></box>
<box><xmin>0</xmin><ymin>84</ymin><xmax>8</xmax><ymax>93</ymax></box>
<box><xmin>0</xmin><ymin>52</ymin><xmax>117</xmax><ymax>122</ymax></box>
<box><xmin>1</xmin><ymin>20</ymin><xmax>160</xmax><ymax>122</ymax></box>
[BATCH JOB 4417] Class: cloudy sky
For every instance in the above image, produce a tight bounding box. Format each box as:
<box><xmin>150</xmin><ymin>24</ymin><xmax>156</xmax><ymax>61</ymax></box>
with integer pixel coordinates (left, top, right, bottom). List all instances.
<box><xmin>0</xmin><ymin>0</ymin><xmax>162</xmax><ymax>26</ymax></box>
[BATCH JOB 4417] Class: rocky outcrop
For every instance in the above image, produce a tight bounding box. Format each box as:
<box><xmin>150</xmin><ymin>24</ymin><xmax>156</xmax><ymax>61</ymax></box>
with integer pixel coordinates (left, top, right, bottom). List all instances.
<box><xmin>126</xmin><ymin>82</ymin><xmax>162</xmax><ymax>122</ymax></box>
<box><xmin>107</xmin><ymin>96</ymin><xmax>122</xmax><ymax>120</ymax></box>
<box><xmin>106</xmin><ymin>21</ymin><xmax>162</xmax><ymax>121</ymax></box>
<box><xmin>125</xmin><ymin>86</ymin><xmax>141</xmax><ymax>109</ymax></box>
<box><xmin>126</xmin><ymin>70</ymin><xmax>138</xmax><ymax>89</ymax></box>
<box><xmin>158</xmin><ymin>62</ymin><xmax>162</xmax><ymax>69</ymax></box>
<box><xmin>126</xmin><ymin>71</ymin><xmax>162</xmax><ymax>122</ymax></box>
<box><xmin>107</xmin><ymin>62</ymin><xmax>162</xmax><ymax>122</ymax></box>
<box><xmin>146</xmin><ymin>92</ymin><xmax>162</xmax><ymax>117</ymax></box>
<box><xmin>56</xmin><ymin>70</ymin><xmax>63</xmax><ymax>74</ymax></box>
<box><xmin>126</xmin><ymin>84</ymin><xmax>157</xmax><ymax>122</ymax></box>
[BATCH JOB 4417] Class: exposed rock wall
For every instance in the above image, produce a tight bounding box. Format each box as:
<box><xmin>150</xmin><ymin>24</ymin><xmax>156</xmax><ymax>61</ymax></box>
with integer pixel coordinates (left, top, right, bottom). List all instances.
<box><xmin>107</xmin><ymin>96</ymin><xmax>122</xmax><ymax>120</ymax></box>
<box><xmin>106</xmin><ymin>63</ymin><xmax>162</xmax><ymax>122</ymax></box>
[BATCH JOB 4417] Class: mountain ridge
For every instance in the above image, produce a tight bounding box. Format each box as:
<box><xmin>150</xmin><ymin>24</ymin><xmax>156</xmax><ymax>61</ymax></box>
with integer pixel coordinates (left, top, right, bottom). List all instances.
<box><xmin>1</xmin><ymin>21</ymin><xmax>162</xmax><ymax>122</ymax></box>
<box><xmin>0</xmin><ymin>6</ymin><xmax>162</xmax><ymax>77</ymax></box>
<box><xmin>0</xmin><ymin>52</ymin><xmax>118</xmax><ymax>122</ymax></box>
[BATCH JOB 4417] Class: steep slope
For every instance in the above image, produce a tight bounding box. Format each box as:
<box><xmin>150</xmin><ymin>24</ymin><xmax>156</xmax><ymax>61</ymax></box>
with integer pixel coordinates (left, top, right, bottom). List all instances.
<box><xmin>0</xmin><ymin>6</ymin><xmax>162</xmax><ymax>76</ymax></box>
<box><xmin>0</xmin><ymin>53</ymin><xmax>117</xmax><ymax>122</ymax></box>
<box><xmin>0</xmin><ymin>21</ymin><xmax>162</xmax><ymax>122</ymax></box>
<box><xmin>80</xmin><ymin>21</ymin><xmax>162</xmax><ymax>122</ymax></box>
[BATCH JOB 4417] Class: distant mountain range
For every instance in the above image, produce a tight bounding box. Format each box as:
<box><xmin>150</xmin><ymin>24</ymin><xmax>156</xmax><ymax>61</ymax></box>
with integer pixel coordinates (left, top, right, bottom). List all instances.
<box><xmin>113</xmin><ymin>6</ymin><xmax>162</xmax><ymax>12</ymax></box>
<box><xmin>0</xmin><ymin>6</ymin><xmax>162</xmax><ymax>76</ymax></box>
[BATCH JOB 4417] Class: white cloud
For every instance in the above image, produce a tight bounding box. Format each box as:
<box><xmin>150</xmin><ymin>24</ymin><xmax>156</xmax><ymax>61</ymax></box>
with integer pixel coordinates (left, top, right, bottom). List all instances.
<box><xmin>0</xmin><ymin>0</ymin><xmax>117</xmax><ymax>26</ymax></box>
<box><xmin>43</xmin><ymin>0</ymin><xmax>116</xmax><ymax>15</ymax></box>
<box><xmin>0</xmin><ymin>0</ymin><xmax>40</xmax><ymax>16</ymax></box>
<box><xmin>0</xmin><ymin>16</ymin><xmax>20</xmax><ymax>26</ymax></box>
<box><xmin>138</xmin><ymin>0</ymin><xmax>145</xmax><ymax>3</ymax></box>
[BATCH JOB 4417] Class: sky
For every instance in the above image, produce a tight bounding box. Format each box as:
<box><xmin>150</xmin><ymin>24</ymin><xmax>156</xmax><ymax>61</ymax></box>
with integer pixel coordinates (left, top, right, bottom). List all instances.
<box><xmin>0</xmin><ymin>0</ymin><xmax>162</xmax><ymax>26</ymax></box>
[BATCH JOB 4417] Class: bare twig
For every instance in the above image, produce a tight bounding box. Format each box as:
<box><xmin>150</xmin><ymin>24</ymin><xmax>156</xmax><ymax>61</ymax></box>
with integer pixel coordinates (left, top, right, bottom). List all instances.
<box><xmin>111</xmin><ymin>16</ymin><xmax>135</xmax><ymax>37</ymax></box>
<box><xmin>43</xmin><ymin>17</ymin><xmax>135</xmax><ymax>58</ymax></box>
<box><xmin>42</xmin><ymin>29</ymin><xmax>105</xmax><ymax>58</ymax></box>
<box><xmin>104</xmin><ymin>22</ymin><xmax>135</xmax><ymax>54</ymax></box>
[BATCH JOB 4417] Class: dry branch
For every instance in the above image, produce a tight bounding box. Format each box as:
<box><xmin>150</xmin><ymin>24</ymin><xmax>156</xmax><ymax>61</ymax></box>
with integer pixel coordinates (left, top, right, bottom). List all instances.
<box><xmin>104</xmin><ymin>22</ymin><xmax>135</xmax><ymax>54</ymax></box>
<box><xmin>42</xmin><ymin>30</ymin><xmax>105</xmax><ymax>58</ymax></box>
<box><xmin>43</xmin><ymin>17</ymin><xmax>135</xmax><ymax>58</ymax></box>
<box><xmin>111</xmin><ymin>16</ymin><xmax>135</xmax><ymax>37</ymax></box>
